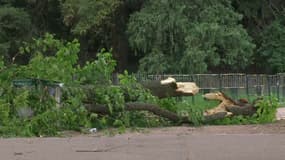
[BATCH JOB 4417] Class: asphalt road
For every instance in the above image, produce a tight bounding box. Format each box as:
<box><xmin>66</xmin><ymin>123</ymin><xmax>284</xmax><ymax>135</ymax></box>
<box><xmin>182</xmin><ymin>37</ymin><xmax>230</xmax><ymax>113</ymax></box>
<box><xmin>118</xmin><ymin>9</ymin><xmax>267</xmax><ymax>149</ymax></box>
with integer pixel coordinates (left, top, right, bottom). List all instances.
<box><xmin>2</xmin><ymin>130</ymin><xmax>285</xmax><ymax>160</ymax></box>
<box><xmin>2</xmin><ymin>109</ymin><xmax>285</xmax><ymax>160</ymax></box>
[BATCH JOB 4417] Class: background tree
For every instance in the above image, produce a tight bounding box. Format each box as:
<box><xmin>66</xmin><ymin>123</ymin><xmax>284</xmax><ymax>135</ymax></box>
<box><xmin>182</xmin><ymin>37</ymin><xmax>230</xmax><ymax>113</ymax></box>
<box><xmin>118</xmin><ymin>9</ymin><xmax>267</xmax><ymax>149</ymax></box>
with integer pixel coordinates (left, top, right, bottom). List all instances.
<box><xmin>61</xmin><ymin>0</ymin><xmax>127</xmax><ymax>69</ymax></box>
<box><xmin>60</xmin><ymin>0</ymin><xmax>145</xmax><ymax>71</ymax></box>
<box><xmin>24</xmin><ymin>0</ymin><xmax>67</xmax><ymax>36</ymax></box>
<box><xmin>258</xmin><ymin>12</ymin><xmax>285</xmax><ymax>73</ymax></box>
<box><xmin>127</xmin><ymin>0</ymin><xmax>255</xmax><ymax>74</ymax></box>
<box><xmin>1</xmin><ymin>0</ymin><xmax>285</xmax><ymax>74</ymax></box>
<box><xmin>0</xmin><ymin>6</ymin><xmax>32</xmax><ymax>63</ymax></box>
<box><xmin>232</xmin><ymin>0</ymin><xmax>285</xmax><ymax>73</ymax></box>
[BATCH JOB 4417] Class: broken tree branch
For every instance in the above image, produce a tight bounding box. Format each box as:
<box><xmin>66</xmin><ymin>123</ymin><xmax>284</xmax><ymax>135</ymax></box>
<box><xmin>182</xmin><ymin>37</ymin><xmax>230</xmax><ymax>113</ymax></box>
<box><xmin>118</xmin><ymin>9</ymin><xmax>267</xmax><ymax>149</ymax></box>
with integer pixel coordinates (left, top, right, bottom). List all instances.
<box><xmin>141</xmin><ymin>77</ymin><xmax>199</xmax><ymax>98</ymax></box>
<box><xmin>85</xmin><ymin>102</ymin><xmax>188</xmax><ymax>122</ymax></box>
<box><xmin>85</xmin><ymin>102</ymin><xmax>234</xmax><ymax>123</ymax></box>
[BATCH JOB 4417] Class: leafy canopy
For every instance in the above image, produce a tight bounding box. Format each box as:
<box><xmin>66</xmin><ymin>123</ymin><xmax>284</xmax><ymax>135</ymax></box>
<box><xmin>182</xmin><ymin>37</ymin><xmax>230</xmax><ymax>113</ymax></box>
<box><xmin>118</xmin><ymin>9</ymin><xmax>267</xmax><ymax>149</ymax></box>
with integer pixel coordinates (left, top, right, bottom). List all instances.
<box><xmin>61</xmin><ymin>0</ymin><xmax>121</xmax><ymax>35</ymax></box>
<box><xmin>19</xmin><ymin>33</ymin><xmax>80</xmax><ymax>83</ymax></box>
<box><xmin>0</xmin><ymin>6</ymin><xmax>31</xmax><ymax>61</ymax></box>
<box><xmin>258</xmin><ymin>12</ymin><xmax>285</xmax><ymax>73</ymax></box>
<box><xmin>127</xmin><ymin>0</ymin><xmax>255</xmax><ymax>73</ymax></box>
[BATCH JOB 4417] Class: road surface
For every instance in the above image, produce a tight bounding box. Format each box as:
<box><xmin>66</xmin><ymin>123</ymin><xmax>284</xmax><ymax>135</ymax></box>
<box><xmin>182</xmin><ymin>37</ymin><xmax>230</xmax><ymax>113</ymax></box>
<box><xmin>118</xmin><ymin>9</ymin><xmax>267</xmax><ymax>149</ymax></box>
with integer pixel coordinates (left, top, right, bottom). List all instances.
<box><xmin>2</xmin><ymin>123</ymin><xmax>285</xmax><ymax>160</ymax></box>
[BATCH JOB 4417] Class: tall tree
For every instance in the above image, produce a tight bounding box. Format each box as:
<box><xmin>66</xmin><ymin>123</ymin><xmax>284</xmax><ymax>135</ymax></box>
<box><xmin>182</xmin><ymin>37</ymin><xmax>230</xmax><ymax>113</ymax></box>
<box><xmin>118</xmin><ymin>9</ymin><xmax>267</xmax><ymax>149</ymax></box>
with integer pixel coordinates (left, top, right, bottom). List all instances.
<box><xmin>0</xmin><ymin>6</ymin><xmax>32</xmax><ymax>63</ymax></box>
<box><xmin>232</xmin><ymin>0</ymin><xmax>285</xmax><ymax>39</ymax></box>
<box><xmin>127</xmin><ymin>0</ymin><xmax>255</xmax><ymax>74</ymax></box>
<box><xmin>232</xmin><ymin>0</ymin><xmax>285</xmax><ymax>73</ymax></box>
<box><xmin>60</xmin><ymin>0</ymin><xmax>146</xmax><ymax>71</ymax></box>
<box><xmin>60</xmin><ymin>0</ymin><xmax>121</xmax><ymax>67</ymax></box>
<box><xmin>258</xmin><ymin>12</ymin><xmax>285</xmax><ymax>73</ymax></box>
<box><xmin>22</xmin><ymin>0</ymin><xmax>68</xmax><ymax>36</ymax></box>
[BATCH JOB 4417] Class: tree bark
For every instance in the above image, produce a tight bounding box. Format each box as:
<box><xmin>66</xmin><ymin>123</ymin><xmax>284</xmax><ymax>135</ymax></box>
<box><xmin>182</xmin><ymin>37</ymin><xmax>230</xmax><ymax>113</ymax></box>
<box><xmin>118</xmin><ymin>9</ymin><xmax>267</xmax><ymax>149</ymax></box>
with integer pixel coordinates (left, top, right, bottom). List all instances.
<box><xmin>226</xmin><ymin>105</ymin><xmax>256</xmax><ymax>116</ymax></box>
<box><xmin>85</xmin><ymin>102</ymin><xmax>189</xmax><ymax>122</ymax></box>
<box><xmin>204</xmin><ymin>112</ymin><xmax>228</xmax><ymax>122</ymax></box>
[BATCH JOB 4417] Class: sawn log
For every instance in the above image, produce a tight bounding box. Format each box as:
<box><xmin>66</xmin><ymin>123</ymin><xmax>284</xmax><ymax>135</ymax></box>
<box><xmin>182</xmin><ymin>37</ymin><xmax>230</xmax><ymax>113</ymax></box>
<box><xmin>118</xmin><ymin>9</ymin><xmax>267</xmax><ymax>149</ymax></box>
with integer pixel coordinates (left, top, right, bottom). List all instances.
<box><xmin>141</xmin><ymin>77</ymin><xmax>199</xmax><ymax>98</ymax></box>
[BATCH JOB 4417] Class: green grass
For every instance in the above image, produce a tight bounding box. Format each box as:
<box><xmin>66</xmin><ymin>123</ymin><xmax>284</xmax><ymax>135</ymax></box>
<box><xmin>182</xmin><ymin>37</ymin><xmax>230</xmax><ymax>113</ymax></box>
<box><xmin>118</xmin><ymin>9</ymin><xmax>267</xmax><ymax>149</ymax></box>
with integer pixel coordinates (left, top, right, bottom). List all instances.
<box><xmin>181</xmin><ymin>94</ymin><xmax>219</xmax><ymax>110</ymax></box>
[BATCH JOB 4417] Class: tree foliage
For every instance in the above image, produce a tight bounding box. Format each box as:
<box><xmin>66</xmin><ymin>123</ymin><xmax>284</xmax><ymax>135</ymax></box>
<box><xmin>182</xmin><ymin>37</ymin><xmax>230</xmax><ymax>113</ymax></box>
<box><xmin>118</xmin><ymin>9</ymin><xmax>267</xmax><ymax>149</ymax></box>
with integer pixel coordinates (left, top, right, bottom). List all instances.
<box><xmin>0</xmin><ymin>33</ymin><xmax>279</xmax><ymax>137</ymax></box>
<box><xmin>0</xmin><ymin>6</ymin><xmax>32</xmax><ymax>62</ymax></box>
<box><xmin>0</xmin><ymin>34</ymin><xmax>167</xmax><ymax>137</ymax></box>
<box><xmin>0</xmin><ymin>0</ymin><xmax>284</xmax><ymax>138</ymax></box>
<box><xmin>127</xmin><ymin>0</ymin><xmax>255</xmax><ymax>73</ymax></box>
<box><xmin>0</xmin><ymin>0</ymin><xmax>284</xmax><ymax>73</ymax></box>
<box><xmin>18</xmin><ymin>33</ymin><xmax>79</xmax><ymax>83</ymax></box>
<box><xmin>61</xmin><ymin>0</ymin><xmax>122</xmax><ymax>35</ymax></box>
<box><xmin>232</xmin><ymin>0</ymin><xmax>285</xmax><ymax>73</ymax></box>
<box><xmin>258</xmin><ymin>12</ymin><xmax>285</xmax><ymax>73</ymax></box>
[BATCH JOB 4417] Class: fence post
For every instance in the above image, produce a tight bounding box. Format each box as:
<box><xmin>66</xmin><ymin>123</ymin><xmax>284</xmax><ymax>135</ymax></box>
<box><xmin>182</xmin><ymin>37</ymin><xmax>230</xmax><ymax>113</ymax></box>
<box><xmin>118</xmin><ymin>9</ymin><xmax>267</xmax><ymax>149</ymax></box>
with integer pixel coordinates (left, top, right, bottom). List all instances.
<box><xmin>192</xmin><ymin>96</ymin><xmax>195</xmax><ymax>105</ymax></box>
<box><xmin>191</xmin><ymin>74</ymin><xmax>195</xmax><ymax>105</ymax></box>
<box><xmin>267</xmin><ymin>75</ymin><xmax>271</xmax><ymax>100</ymax></box>
<box><xmin>245</xmin><ymin>74</ymin><xmax>250</xmax><ymax>100</ymax></box>
<box><xmin>219</xmin><ymin>74</ymin><xmax>222</xmax><ymax>91</ymax></box>
<box><xmin>277</xmin><ymin>74</ymin><xmax>280</xmax><ymax>101</ymax></box>
<box><xmin>279</xmin><ymin>73</ymin><xmax>285</xmax><ymax>102</ymax></box>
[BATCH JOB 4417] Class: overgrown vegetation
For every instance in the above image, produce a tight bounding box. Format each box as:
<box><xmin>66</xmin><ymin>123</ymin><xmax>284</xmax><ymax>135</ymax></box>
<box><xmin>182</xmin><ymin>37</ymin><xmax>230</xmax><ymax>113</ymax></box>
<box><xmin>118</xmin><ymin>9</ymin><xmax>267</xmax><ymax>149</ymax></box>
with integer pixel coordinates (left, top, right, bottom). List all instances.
<box><xmin>210</xmin><ymin>97</ymin><xmax>279</xmax><ymax>125</ymax></box>
<box><xmin>0</xmin><ymin>34</ymin><xmax>169</xmax><ymax>137</ymax></box>
<box><xmin>0</xmin><ymin>34</ymin><xmax>280</xmax><ymax>137</ymax></box>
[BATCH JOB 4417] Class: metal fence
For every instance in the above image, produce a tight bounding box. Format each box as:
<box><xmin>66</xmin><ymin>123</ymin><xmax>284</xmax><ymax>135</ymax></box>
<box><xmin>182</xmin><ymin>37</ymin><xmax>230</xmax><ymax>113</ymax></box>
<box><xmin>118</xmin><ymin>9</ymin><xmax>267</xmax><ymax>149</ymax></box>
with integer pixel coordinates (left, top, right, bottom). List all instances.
<box><xmin>135</xmin><ymin>73</ymin><xmax>285</xmax><ymax>102</ymax></box>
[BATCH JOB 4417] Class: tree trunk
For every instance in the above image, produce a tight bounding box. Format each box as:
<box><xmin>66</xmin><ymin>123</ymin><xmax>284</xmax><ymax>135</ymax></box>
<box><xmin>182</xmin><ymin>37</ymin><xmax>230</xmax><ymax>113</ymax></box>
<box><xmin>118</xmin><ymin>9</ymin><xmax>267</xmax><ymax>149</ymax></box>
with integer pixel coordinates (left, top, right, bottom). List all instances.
<box><xmin>204</xmin><ymin>112</ymin><xmax>228</xmax><ymax>122</ymax></box>
<box><xmin>85</xmin><ymin>102</ymin><xmax>189</xmax><ymax>122</ymax></box>
<box><xmin>84</xmin><ymin>102</ymin><xmax>243</xmax><ymax>123</ymax></box>
<box><xmin>226</xmin><ymin>105</ymin><xmax>256</xmax><ymax>116</ymax></box>
<box><xmin>141</xmin><ymin>78</ymin><xmax>199</xmax><ymax>98</ymax></box>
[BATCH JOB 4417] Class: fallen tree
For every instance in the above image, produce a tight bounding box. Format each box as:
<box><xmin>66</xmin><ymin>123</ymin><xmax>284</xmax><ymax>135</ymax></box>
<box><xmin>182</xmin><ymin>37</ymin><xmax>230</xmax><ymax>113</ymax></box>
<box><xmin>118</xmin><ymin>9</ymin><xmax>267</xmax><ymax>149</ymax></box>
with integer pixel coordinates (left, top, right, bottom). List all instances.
<box><xmin>83</xmin><ymin>78</ymin><xmax>258</xmax><ymax>124</ymax></box>
<box><xmin>84</xmin><ymin>101</ymin><xmax>254</xmax><ymax>123</ymax></box>
<box><xmin>226</xmin><ymin>104</ymin><xmax>256</xmax><ymax>116</ymax></box>
<box><xmin>85</xmin><ymin>102</ymin><xmax>188</xmax><ymax>122</ymax></box>
<box><xmin>203</xmin><ymin>91</ymin><xmax>257</xmax><ymax>118</ymax></box>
